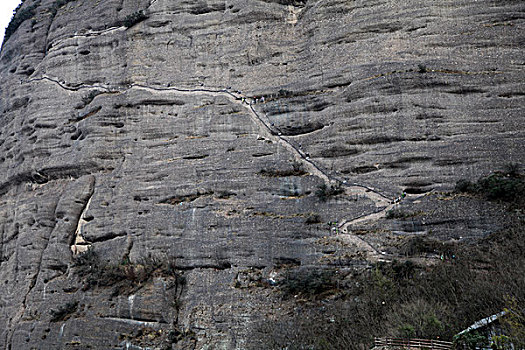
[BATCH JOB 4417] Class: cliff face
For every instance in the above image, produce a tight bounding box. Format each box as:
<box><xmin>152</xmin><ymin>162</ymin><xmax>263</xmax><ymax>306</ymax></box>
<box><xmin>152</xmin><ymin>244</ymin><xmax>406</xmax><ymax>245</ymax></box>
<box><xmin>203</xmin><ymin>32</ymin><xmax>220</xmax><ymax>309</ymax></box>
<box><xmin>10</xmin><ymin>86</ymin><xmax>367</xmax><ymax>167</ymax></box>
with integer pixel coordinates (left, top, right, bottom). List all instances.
<box><xmin>0</xmin><ymin>0</ymin><xmax>523</xmax><ymax>348</ymax></box>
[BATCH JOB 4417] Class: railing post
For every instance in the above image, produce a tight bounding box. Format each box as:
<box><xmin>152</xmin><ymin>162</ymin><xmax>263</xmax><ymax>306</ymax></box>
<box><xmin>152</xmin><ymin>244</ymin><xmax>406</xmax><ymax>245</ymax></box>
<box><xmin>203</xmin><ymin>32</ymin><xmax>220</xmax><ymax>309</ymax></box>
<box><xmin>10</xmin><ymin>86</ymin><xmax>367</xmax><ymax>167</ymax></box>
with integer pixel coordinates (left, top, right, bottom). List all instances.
<box><xmin>373</xmin><ymin>337</ymin><xmax>451</xmax><ymax>350</ymax></box>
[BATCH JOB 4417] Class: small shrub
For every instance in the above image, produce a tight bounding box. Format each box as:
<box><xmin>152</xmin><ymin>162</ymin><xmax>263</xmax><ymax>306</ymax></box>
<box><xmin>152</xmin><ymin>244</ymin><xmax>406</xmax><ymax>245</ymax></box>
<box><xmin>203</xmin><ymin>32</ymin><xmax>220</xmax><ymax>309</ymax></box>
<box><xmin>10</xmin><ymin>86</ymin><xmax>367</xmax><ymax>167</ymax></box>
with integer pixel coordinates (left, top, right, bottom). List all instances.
<box><xmin>316</xmin><ymin>183</ymin><xmax>344</xmax><ymax>201</ymax></box>
<box><xmin>491</xmin><ymin>335</ymin><xmax>512</xmax><ymax>350</ymax></box>
<box><xmin>504</xmin><ymin>163</ymin><xmax>520</xmax><ymax>177</ymax></box>
<box><xmin>74</xmin><ymin>249</ymin><xmax>185</xmax><ymax>295</ymax></box>
<box><xmin>73</xmin><ymin>246</ymin><xmax>97</xmax><ymax>266</ymax></box>
<box><xmin>278</xmin><ymin>268</ymin><xmax>338</xmax><ymax>297</ymax></box>
<box><xmin>305</xmin><ymin>214</ymin><xmax>322</xmax><ymax>224</ymax></box>
<box><xmin>453</xmin><ymin>331</ymin><xmax>487</xmax><ymax>349</ymax></box>
<box><xmin>390</xmin><ymin>260</ymin><xmax>417</xmax><ymax>280</ymax></box>
<box><xmin>258</xmin><ymin>162</ymin><xmax>306</xmax><ymax>177</ymax></box>
<box><xmin>418</xmin><ymin>64</ymin><xmax>428</xmax><ymax>73</ymax></box>
<box><xmin>478</xmin><ymin>173</ymin><xmax>524</xmax><ymax>201</ymax></box>
<box><xmin>3</xmin><ymin>1</ymin><xmax>39</xmax><ymax>44</ymax></box>
<box><xmin>455</xmin><ymin>179</ymin><xmax>478</xmax><ymax>193</ymax></box>
<box><xmin>278</xmin><ymin>89</ymin><xmax>292</xmax><ymax>97</ymax></box>
<box><xmin>252</xmin><ymin>221</ymin><xmax>525</xmax><ymax>349</ymax></box>
<box><xmin>398</xmin><ymin>324</ymin><xmax>416</xmax><ymax>338</ymax></box>
<box><xmin>123</xmin><ymin>10</ymin><xmax>147</xmax><ymax>28</ymax></box>
<box><xmin>73</xmin><ymin>246</ymin><xmax>99</xmax><ymax>278</ymax></box>
<box><xmin>393</xmin><ymin>305</ymin><xmax>445</xmax><ymax>339</ymax></box>
<box><xmin>165</xmin><ymin>328</ymin><xmax>197</xmax><ymax>347</ymax></box>
<box><xmin>455</xmin><ymin>167</ymin><xmax>524</xmax><ymax>203</ymax></box>
<box><xmin>501</xmin><ymin>296</ymin><xmax>525</xmax><ymax>349</ymax></box>
<box><xmin>398</xmin><ymin>237</ymin><xmax>457</xmax><ymax>258</ymax></box>
<box><xmin>50</xmin><ymin>301</ymin><xmax>78</xmax><ymax>322</ymax></box>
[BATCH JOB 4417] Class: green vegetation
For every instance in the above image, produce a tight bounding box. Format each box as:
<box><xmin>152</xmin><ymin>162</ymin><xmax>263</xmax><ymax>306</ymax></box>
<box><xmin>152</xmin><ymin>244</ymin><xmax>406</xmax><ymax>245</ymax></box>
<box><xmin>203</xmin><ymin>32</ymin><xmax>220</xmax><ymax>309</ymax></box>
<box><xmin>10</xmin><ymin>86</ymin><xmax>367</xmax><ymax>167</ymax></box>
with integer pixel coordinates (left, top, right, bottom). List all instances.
<box><xmin>251</xmin><ymin>218</ymin><xmax>525</xmax><ymax>349</ymax></box>
<box><xmin>118</xmin><ymin>326</ymin><xmax>196</xmax><ymax>350</ymax></box>
<box><xmin>3</xmin><ymin>0</ymin><xmax>82</xmax><ymax>44</ymax></box>
<box><xmin>278</xmin><ymin>268</ymin><xmax>339</xmax><ymax>298</ymax></box>
<box><xmin>501</xmin><ymin>296</ymin><xmax>525</xmax><ymax>349</ymax></box>
<box><xmin>455</xmin><ymin>164</ymin><xmax>524</xmax><ymax>204</ymax></box>
<box><xmin>398</xmin><ymin>236</ymin><xmax>457</xmax><ymax>257</ymax></box>
<box><xmin>3</xmin><ymin>1</ymin><xmax>40</xmax><ymax>44</ymax></box>
<box><xmin>119</xmin><ymin>326</ymin><xmax>196</xmax><ymax>350</ymax></box>
<box><xmin>491</xmin><ymin>334</ymin><xmax>512</xmax><ymax>350</ymax></box>
<box><xmin>74</xmin><ymin>248</ymin><xmax>185</xmax><ymax>296</ymax></box>
<box><xmin>123</xmin><ymin>10</ymin><xmax>148</xmax><ymax>28</ymax></box>
<box><xmin>278</xmin><ymin>88</ymin><xmax>293</xmax><ymax>97</ymax></box>
<box><xmin>453</xmin><ymin>331</ymin><xmax>488</xmax><ymax>349</ymax></box>
<box><xmin>74</xmin><ymin>249</ymin><xmax>188</xmax><ymax>348</ymax></box>
<box><xmin>315</xmin><ymin>183</ymin><xmax>344</xmax><ymax>201</ymax></box>
<box><xmin>392</xmin><ymin>300</ymin><xmax>445</xmax><ymax>339</ymax></box>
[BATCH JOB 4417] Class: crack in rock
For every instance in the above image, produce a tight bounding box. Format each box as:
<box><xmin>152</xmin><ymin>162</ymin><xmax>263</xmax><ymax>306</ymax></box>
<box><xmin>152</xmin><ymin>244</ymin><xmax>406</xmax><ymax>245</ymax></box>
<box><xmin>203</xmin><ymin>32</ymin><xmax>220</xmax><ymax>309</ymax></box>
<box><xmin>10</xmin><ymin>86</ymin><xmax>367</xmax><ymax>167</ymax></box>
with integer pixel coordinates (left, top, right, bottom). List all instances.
<box><xmin>70</xmin><ymin>188</ymin><xmax>94</xmax><ymax>255</ymax></box>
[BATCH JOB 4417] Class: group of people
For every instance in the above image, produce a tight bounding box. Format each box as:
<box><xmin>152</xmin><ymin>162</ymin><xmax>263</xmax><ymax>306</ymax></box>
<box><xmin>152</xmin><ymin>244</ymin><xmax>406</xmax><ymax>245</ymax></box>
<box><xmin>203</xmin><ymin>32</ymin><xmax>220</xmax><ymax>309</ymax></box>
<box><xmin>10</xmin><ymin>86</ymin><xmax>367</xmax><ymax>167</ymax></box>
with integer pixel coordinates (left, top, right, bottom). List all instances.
<box><xmin>227</xmin><ymin>87</ymin><xmax>266</xmax><ymax>105</ymax></box>
<box><xmin>328</xmin><ymin>221</ymin><xmax>340</xmax><ymax>235</ymax></box>
<box><xmin>392</xmin><ymin>192</ymin><xmax>407</xmax><ymax>204</ymax></box>
<box><xmin>239</xmin><ymin>95</ymin><xmax>265</xmax><ymax>105</ymax></box>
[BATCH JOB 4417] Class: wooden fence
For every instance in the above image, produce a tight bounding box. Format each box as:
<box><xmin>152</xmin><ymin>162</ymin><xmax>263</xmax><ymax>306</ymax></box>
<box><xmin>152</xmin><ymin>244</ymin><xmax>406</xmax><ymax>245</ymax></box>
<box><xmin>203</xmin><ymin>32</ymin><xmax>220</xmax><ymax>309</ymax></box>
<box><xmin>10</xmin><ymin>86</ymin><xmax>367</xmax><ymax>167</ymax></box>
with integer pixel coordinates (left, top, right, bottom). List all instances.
<box><xmin>374</xmin><ymin>337</ymin><xmax>453</xmax><ymax>350</ymax></box>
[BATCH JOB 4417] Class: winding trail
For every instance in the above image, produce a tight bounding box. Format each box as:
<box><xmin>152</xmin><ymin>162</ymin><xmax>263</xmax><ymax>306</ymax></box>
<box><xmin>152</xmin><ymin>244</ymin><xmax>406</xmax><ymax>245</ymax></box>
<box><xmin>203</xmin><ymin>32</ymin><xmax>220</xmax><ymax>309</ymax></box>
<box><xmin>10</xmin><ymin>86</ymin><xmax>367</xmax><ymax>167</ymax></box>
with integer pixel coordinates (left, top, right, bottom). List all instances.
<box><xmin>46</xmin><ymin>26</ymin><xmax>126</xmax><ymax>55</ymax></box>
<box><xmin>26</xmin><ymin>75</ymin><xmax>409</xmax><ymax>259</ymax></box>
<box><xmin>130</xmin><ymin>83</ymin><xmax>397</xmax><ymax>228</ymax></box>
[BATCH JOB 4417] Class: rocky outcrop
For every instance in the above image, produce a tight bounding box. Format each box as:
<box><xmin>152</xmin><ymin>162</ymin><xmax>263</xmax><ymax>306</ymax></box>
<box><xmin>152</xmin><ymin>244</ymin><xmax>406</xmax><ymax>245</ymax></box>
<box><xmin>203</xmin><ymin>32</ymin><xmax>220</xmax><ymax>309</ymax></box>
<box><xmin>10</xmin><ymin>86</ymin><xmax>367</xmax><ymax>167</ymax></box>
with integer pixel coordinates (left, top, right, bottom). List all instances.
<box><xmin>0</xmin><ymin>0</ymin><xmax>523</xmax><ymax>348</ymax></box>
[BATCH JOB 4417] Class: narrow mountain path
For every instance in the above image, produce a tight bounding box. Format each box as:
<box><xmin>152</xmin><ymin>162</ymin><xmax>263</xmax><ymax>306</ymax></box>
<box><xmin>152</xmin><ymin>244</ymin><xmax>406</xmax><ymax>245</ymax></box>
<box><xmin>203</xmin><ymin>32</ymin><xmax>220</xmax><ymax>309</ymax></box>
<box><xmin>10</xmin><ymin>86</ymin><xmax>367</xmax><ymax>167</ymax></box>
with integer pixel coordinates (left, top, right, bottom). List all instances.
<box><xmin>132</xmin><ymin>83</ymin><xmax>400</xmax><ymax>261</ymax></box>
<box><xmin>27</xmin><ymin>76</ymin><xmax>409</xmax><ymax>258</ymax></box>
<box><xmin>46</xmin><ymin>26</ymin><xmax>126</xmax><ymax>56</ymax></box>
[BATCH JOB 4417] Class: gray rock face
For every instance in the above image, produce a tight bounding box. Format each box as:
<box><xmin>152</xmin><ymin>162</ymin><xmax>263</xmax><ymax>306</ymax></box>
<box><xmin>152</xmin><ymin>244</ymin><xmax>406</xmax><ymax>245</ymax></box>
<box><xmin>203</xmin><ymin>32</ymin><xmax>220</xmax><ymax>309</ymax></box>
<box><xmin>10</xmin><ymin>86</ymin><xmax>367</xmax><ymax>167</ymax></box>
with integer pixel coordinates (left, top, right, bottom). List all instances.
<box><xmin>0</xmin><ymin>0</ymin><xmax>523</xmax><ymax>348</ymax></box>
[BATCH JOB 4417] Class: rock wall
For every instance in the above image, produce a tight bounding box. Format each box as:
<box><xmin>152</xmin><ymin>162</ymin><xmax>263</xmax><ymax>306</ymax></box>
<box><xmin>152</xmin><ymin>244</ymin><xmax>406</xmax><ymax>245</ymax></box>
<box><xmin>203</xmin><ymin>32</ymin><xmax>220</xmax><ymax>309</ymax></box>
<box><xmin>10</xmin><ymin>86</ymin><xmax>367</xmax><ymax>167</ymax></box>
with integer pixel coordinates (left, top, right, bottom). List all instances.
<box><xmin>0</xmin><ymin>0</ymin><xmax>523</xmax><ymax>348</ymax></box>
